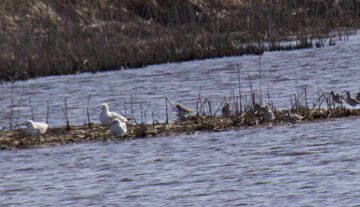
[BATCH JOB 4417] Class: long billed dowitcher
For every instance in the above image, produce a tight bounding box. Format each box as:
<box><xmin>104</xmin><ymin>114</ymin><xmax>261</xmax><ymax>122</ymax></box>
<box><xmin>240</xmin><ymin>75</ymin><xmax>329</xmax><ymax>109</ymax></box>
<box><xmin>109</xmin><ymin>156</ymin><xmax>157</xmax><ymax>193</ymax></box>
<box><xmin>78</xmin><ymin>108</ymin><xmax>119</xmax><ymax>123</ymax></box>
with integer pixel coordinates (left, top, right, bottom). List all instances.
<box><xmin>175</xmin><ymin>104</ymin><xmax>193</xmax><ymax>117</ymax></box>
<box><xmin>110</xmin><ymin>118</ymin><xmax>127</xmax><ymax>138</ymax></box>
<box><xmin>356</xmin><ymin>92</ymin><xmax>360</xmax><ymax>102</ymax></box>
<box><xmin>345</xmin><ymin>91</ymin><xmax>360</xmax><ymax>108</ymax></box>
<box><xmin>287</xmin><ymin>110</ymin><xmax>304</xmax><ymax>125</ymax></box>
<box><xmin>99</xmin><ymin>103</ymin><xmax>128</xmax><ymax>125</ymax></box>
<box><xmin>261</xmin><ymin>105</ymin><xmax>275</xmax><ymax>122</ymax></box>
<box><xmin>25</xmin><ymin>120</ymin><xmax>48</xmax><ymax>135</ymax></box>
<box><xmin>222</xmin><ymin>103</ymin><xmax>231</xmax><ymax>117</ymax></box>
<box><xmin>330</xmin><ymin>91</ymin><xmax>345</xmax><ymax>105</ymax></box>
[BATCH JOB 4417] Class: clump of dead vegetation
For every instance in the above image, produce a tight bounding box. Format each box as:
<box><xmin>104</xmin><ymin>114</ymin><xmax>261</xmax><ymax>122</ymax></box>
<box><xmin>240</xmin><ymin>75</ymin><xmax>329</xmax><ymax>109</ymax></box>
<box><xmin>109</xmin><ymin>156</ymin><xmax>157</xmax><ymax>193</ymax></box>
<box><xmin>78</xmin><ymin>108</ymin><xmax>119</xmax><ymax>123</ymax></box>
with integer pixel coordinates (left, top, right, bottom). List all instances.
<box><xmin>1</xmin><ymin>95</ymin><xmax>360</xmax><ymax>150</ymax></box>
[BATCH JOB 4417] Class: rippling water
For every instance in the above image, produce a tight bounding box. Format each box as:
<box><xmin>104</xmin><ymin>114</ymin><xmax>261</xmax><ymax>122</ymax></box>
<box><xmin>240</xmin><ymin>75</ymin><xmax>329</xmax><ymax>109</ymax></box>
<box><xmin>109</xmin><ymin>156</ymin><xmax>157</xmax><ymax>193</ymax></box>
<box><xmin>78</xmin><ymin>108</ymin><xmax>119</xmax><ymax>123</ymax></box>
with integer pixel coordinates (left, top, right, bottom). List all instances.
<box><xmin>2</xmin><ymin>119</ymin><xmax>360</xmax><ymax>206</ymax></box>
<box><xmin>1</xmin><ymin>32</ymin><xmax>360</xmax><ymax>127</ymax></box>
<box><xmin>1</xmin><ymin>32</ymin><xmax>360</xmax><ymax>206</ymax></box>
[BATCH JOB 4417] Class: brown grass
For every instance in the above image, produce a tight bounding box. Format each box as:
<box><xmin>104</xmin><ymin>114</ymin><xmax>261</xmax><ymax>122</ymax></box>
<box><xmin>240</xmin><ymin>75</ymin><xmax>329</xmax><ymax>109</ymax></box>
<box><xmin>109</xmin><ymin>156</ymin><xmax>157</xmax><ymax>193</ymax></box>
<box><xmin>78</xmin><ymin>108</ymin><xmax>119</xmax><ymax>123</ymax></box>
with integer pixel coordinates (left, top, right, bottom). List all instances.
<box><xmin>0</xmin><ymin>0</ymin><xmax>359</xmax><ymax>81</ymax></box>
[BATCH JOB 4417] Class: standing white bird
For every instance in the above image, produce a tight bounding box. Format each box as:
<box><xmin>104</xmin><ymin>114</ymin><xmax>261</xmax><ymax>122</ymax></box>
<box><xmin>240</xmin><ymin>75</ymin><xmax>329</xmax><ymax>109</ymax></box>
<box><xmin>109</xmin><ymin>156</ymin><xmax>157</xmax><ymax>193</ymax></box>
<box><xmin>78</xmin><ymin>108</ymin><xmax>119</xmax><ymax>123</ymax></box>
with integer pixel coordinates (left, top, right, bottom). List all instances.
<box><xmin>25</xmin><ymin>120</ymin><xmax>48</xmax><ymax>135</ymax></box>
<box><xmin>99</xmin><ymin>103</ymin><xmax>127</xmax><ymax>125</ymax></box>
<box><xmin>110</xmin><ymin>119</ymin><xmax>127</xmax><ymax>138</ymax></box>
<box><xmin>345</xmin><ymin>91</ymin><xmax>360</xmax><ymax>108</ymax></box>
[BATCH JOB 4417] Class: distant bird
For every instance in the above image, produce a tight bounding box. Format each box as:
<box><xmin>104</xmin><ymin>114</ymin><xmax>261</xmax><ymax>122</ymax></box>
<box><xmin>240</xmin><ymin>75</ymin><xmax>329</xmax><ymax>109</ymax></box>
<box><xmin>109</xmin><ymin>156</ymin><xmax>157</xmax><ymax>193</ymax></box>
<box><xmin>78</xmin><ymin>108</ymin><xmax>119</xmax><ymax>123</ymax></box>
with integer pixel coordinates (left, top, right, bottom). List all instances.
<box><xmin>110</xmin><ymin>119</ymin><xmax>127</xmax><ymax>138</ymax></box>
<box><xmin>175</xmin><ymin>104</ymin><xmax>192</xmax><ymax>117</ymax></box>
<box><xmin>253</xmin><ymin>102</ymin><xmax>261</xmax><ymax>111</ymax></box>
<box><xmin>99</xmin><ymin>103</ymin><xmax>127</xmax><ymax>125</ymax></box>
<box><xmin>287</xmin><ymin>110</ymin><xmax>304</xmax><ymax>125</ymax></box>
<box><xmin>293</xmin><ymin>92</ymin><xmax>300</xmax><ymax>103</ymax></box>
<box><xmin>356</xmin><ymin>92</ymin><xmax>360</xmax><ymax>102</ymax></box>
<box><xmin>222</xmin><ymin>103</ymin><xmax>231</xmax><ymax>117</ymax></box>
<box><xmin>25</xmin><ymin>120</ymin><xmax>48</xmax><ymax>135</ymax></box>
<box><xmin>261</xmin><ymin>106</ymin><xmax>275</xmax><ymax>122</ymax></box>
<box><xmin>330</xmin><ymin>91</ymin><xmax>345</xmax><ymax>105</ymax></box>
<box><xmin>345</xmin><ymin>91</ymin><xmax>360</xmax><ymax>108</ymax></box>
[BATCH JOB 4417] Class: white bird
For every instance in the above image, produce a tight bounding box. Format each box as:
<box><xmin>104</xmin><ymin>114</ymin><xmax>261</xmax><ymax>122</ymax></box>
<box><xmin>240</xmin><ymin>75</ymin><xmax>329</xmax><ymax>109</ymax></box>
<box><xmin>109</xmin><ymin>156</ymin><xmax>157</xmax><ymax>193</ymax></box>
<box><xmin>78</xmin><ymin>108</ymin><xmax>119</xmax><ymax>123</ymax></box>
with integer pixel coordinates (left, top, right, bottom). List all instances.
<box><xmin>110</xmin><ymin>119</ymin><xmax>127</xmax><ymax>138</ymax></box>
<box><xmin>99</xmin><ymin>103</ymin><xmax>127</xmax><ymax>125</ymax></box>
<box><xmin>25</xmin><ymin>120</ymin><xmax>48</xmax><ymax>135</ymax></box>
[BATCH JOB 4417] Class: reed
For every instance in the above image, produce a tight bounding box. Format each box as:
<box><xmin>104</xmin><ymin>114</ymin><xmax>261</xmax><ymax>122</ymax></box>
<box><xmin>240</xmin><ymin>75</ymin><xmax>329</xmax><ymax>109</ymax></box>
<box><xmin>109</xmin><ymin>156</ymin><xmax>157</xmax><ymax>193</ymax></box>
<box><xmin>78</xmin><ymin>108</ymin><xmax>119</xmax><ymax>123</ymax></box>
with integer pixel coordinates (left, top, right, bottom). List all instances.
<box><xmin>61</xmin><ymin>97</ymin><xmax>70</xmax><ymax>130</ymax></box>
<box><xmin>258</xmin><ymin>56</ymin><xmax>263</xmax><ymax>105</ymax></box>
<box><xmin>237</xmin><ymin>64</ymin><xmax>243</xmax><ymax>113</ymax></box>
<box><xmin>28</xmin><ymin>97</ymin><xmax>36</xmax><ymax>122</ymax></box>
<box><xmin>130</xmin><ymin>91</ymin><xmax>134</xmax><ymax>120</ymax></box>
<box><xmin>165</xmin><ymin>97</ymin><xmax>168</xmax><ymax>124</ymax></box>
<box><xmin>86</xmin><ymin>94</ymin><xmax>92</xmax><ymax>126</ymax></box>
<box><xmin>46</xmin><ymin>102</ymin><xmax>50</xmax><ymax>124</ymax></box>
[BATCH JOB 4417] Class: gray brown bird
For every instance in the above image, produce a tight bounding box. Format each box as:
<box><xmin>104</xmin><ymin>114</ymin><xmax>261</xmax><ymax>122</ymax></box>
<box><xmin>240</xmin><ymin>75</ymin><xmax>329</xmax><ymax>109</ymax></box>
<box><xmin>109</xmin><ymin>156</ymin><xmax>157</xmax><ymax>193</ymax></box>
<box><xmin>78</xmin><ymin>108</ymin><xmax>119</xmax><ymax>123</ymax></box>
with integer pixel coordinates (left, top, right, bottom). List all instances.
<box><xmin>261</xmin><ymin>106</ymin><xmax>275</xmax><ymax>122</ymax></box>
<box><xmin>287</xmin><ymin>110</ymin><xmax>304</xmax><ymax>125</ymax></box>
<box><xmin>330</xmin><ymin>91</ymin><xmax>345</xmax><ymax>105</ymax></box>
<box><xmin>176</xmin><ymin>104</ymin><xmax>193</xmax><ymax>116</ymax></box>
<box><xmin>345</xmin><ymin>91</ymin><xmax>360</xmax><ymax>108</ymax></box>
<box><xmin>356</xmin><ymin>92</ymin><xmax>360</xmax><ymax>102</ymax></box>
<box><xmin>222</xmin><ymin>103</ymin><xmax>231</xmax><ymax>117</ymax></box>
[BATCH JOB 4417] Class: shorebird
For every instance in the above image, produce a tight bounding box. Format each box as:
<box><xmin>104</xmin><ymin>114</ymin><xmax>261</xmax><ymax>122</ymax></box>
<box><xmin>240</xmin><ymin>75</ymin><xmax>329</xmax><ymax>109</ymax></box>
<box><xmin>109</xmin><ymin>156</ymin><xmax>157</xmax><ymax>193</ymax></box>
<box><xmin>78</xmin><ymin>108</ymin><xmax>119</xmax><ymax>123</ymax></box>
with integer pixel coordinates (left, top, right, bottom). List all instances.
<box><xmin>25</xmin><ymin>120</ymin><xmax>48</xmax><ymax>135</ymax></box>
<box><xmin>345</xmin><ymin>91</ymin><xmax>360</xmax><ymax>108</ymax></box>
<box><xmin>287</xmin><ymin>110</ymin><xmax>304</xmax><ymax>125</ymax></box>
<box><xmin>99</xmin><ymin>103</ymin><xmax>128</xmax><ymax>125</ymax></box>
<box><xmin>356</xmin><ymin>92</ymin><xmax>360</xmax><ymax>102</ymax></box>
<box><xmin>222</xmin><ymin>103</ymin><xmax>231</xmax><ymax>117</ymax></box>
<box><xmin>330</xmin><ymin>91</ymin><xmax>345</xmax><ymax>105</ymax></box>
<box><xmin>110</xmin><ymin>119</ymin><xmax>127</xmax><ymax>138</ymax></box>
<box><xmin>261</xmin><ymin>106</ymin><xmax>275</xmax><ymax>122</ymax></box>
<box><xmin>175</xmin><ymin>104</ymin><xmax>192</xmax><ymax>117</ymax></box>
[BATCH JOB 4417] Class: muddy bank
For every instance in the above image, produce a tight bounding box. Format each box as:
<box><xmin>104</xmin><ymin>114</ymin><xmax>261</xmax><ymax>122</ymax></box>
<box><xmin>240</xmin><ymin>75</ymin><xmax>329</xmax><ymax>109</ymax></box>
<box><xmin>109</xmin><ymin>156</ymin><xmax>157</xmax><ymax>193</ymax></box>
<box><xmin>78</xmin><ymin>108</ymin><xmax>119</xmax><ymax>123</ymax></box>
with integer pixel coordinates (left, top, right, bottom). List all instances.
<box><xmin>1</xmin><ymin>107</ymin><xmax>360</xmax><ymax>150</ymax></box>
<box><xmin>0</xmin><ymin>0</ymin><xmax>359</xmax><ymax>82</ymax></box>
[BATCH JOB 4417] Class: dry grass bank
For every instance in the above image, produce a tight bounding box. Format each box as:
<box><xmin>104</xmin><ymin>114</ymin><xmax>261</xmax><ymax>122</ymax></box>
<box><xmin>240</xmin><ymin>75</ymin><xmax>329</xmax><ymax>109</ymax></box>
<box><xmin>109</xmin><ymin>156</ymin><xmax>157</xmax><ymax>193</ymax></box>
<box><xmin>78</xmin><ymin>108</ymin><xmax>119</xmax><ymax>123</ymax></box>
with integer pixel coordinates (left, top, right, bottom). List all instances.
<box><xmin>0</xmin><ymin>0</ymin><xmax>359</xmax><ymax>81</ymax></box>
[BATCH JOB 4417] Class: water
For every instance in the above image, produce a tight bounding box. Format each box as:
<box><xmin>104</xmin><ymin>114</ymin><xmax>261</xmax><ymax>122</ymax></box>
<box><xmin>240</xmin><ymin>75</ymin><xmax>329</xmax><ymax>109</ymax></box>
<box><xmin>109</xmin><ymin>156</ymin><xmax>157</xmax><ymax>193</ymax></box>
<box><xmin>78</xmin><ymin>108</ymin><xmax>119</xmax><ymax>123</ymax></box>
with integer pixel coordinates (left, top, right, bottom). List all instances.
<box><xmin>2</xmin><ymin>120</ymin><xmax>360</xmax><ymax>206</ymax></box>
<box><xmin>1</xmin><ymin>33</ymin><xmax>360</xmax><ymax>128</ymax></box>
<box><xmin>1</xmin><ymin>32</ymin><xmax>360</xmax><ymax>206</ymax></box>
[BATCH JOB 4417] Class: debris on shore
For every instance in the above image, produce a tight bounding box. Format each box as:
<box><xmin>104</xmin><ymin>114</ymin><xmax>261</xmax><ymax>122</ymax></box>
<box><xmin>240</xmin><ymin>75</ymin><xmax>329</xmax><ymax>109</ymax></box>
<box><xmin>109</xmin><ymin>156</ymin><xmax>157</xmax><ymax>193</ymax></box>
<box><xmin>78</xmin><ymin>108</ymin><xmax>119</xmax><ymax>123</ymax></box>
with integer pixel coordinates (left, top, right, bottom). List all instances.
<box><xmin>1</xmin><ymin>106</ymin><xmax>359</xmax><ymax>150</ymax></box>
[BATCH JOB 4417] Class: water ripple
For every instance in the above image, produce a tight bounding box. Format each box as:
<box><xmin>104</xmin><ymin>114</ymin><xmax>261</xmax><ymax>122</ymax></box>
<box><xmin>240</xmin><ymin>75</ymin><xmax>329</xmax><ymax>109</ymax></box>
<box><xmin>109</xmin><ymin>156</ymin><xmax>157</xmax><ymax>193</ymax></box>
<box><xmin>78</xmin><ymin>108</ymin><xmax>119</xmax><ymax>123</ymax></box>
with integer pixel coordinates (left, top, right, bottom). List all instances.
<box><xmin>1</xmin><ymin>33</ymin><xmax>360</xmax><ymax>206</ymax></box>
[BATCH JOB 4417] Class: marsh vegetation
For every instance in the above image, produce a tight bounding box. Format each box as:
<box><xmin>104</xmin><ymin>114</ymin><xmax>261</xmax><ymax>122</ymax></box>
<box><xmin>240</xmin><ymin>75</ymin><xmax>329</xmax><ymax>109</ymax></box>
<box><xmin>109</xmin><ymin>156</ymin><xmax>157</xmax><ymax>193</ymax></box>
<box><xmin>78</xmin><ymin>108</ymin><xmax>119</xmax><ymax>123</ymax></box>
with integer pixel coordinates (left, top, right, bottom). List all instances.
<box><xmin>0</xmin><ymin>0</ymin><xmax>359</xmax><ymax>81</ymax></box>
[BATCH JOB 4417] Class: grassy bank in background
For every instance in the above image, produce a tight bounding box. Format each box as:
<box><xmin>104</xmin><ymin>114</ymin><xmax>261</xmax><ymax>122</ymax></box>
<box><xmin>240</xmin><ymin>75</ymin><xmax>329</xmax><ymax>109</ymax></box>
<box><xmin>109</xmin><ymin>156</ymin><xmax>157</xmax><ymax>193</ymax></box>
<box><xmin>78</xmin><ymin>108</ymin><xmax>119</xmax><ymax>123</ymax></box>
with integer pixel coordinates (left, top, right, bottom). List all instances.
<box><xmin>0</xmin><ymin>0</ymin><xmax>359</xmax><ymax>81</ymax></box>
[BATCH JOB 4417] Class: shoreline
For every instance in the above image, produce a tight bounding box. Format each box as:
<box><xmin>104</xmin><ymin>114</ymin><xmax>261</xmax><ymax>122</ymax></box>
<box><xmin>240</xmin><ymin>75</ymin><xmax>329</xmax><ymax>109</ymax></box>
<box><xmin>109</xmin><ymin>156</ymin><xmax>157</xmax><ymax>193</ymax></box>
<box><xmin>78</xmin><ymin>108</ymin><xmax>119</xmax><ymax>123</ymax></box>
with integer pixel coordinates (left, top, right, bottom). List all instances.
<box><xmin>1</xmin><ymin>107</ymin><xmax>359</xmax><ymax>150</ymax></box>
<box><xmin>0</xmin><ymin>0</ymin><xmax>359</xmax><ymax>82</ymax></box>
